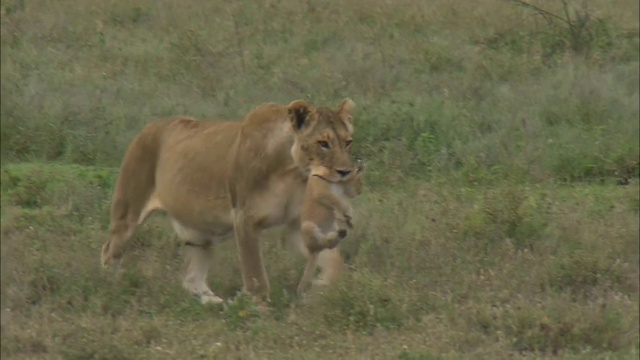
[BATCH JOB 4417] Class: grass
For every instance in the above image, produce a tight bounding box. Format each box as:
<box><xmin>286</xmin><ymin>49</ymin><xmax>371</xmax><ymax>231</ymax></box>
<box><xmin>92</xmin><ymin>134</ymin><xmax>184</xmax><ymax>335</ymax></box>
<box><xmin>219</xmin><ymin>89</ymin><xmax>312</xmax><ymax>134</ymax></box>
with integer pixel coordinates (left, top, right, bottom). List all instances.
<box><xmin>1</xmin><ymin>0</ymin><xmax>639</xmax><ymax>358</ymax></box>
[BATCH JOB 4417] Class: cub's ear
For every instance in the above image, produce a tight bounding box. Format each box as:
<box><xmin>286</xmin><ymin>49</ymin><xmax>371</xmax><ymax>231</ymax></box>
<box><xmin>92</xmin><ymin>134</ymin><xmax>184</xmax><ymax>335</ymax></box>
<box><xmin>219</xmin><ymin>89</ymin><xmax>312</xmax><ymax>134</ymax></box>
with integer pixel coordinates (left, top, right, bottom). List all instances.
<box><xmin>287</xmin><ymin>100</ymin><xmax>314</xmax><ymax>131</ymax></box>
<box><xmin>337</xmin><ymin>98</ymin><xmax>355</xmax><ymax>124</ymax></box>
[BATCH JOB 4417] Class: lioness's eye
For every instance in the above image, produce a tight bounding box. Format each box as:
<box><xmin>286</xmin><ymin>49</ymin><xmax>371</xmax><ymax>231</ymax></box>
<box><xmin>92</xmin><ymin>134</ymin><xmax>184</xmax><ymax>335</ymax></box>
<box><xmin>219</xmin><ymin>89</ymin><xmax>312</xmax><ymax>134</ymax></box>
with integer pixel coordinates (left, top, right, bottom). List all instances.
<box><xmin>318</xmin><ymin>140</ymin><xmax>330</xmax><ymax>149</ymax></box>
<box><xmin>345</xmin><ymin>140</ymin><xmax>353</xmax><ymax>148</ymax></box>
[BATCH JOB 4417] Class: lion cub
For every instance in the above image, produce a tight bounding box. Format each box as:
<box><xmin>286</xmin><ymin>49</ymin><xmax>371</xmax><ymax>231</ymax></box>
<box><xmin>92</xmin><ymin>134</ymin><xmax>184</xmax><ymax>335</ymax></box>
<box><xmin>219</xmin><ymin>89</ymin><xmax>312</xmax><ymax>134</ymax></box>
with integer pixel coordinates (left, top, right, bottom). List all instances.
<box><xmin>297</xmin><ymin>163</ymin><xmax>364</xmax><ymax>296</ymax></box>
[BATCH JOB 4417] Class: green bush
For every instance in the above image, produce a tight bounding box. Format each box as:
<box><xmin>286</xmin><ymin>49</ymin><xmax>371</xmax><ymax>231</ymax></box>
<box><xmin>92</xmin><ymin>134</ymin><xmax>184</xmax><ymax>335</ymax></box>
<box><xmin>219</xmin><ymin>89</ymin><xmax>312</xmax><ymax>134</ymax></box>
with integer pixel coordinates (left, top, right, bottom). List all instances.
<box><xmin>314</xmin><ymin>271</ymin><xmax>409</xmax><ymax>333</ymax></box>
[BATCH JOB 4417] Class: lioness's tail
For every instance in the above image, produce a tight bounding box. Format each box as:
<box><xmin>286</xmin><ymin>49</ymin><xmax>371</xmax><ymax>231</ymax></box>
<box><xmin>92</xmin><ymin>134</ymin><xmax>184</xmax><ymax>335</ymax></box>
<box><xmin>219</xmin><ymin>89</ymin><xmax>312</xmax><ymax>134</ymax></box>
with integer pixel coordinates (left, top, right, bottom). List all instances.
<box><xmin>101</xmin><ymin>120</ymin><xmax>168</xmax><ymax>267</ymax></box>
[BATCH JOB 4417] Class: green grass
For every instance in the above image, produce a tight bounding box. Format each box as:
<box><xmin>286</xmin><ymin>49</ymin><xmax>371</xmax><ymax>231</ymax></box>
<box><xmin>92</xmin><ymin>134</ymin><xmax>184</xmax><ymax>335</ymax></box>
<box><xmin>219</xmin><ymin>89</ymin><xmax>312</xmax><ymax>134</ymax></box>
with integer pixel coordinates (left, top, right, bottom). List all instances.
<box><xmin>1</xmin><ymin>164</ymin><xmax>637</xmax><ymax>359</ymax></box>
<box><xmin>1</xmin><ymin>0</ymin><xmax>639</xmax><ymax>358</ymax></box>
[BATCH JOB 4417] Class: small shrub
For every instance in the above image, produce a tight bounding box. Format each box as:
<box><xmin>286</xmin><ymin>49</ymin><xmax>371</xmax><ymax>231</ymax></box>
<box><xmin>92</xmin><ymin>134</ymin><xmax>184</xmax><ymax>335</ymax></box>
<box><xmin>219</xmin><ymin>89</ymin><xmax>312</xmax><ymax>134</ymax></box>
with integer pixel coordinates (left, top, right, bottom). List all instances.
<box><xmin>1</xmin><ymin>168</ymin><xmax>49</xmax><ymax>208</ymax></box>
<box><xmin>470</xmin><ymin>295</ymin><xmax>636</xmax><ymax>354</ymax></box>
<box><xmin>398</xmin><ymin>349</ymin><xmax>443</xmax><ymax>360</ymax></box>
<box><xmin>507</xmin><ymin>0</ymin><xmax>618</xmax><ymax>63</ymax></box>
<box><xmin>265</xmin><ymin>283</ymin><xmax>295</xmax><ymax>322</ymax></box>
<box><xmin>315</xmin><ymin>271</ymin><xmax>409</xmax><ymax>333</ymax></box>
<box><xmin>222</xmin><ymin>292</ymin><xmax>261</xmax><ymax>330</ymax></box>
<box><xmin>548</xmin><ymin>250</ymin><xmax>626</xmax><ymax>296</ymax></box>
<box><xmin>60</xmin><ymin>326</ymin><xmax>137</xmax><ymax>360</ymax></box>
<box><xmin>25</xmin><ymin>266</ymin><xmax>64</xmax><ymax>306</ymax></box>
<box><xmin>462</xmin><ymin>185</ymin><xmax>549</xmax><ymax>250</ymax></box>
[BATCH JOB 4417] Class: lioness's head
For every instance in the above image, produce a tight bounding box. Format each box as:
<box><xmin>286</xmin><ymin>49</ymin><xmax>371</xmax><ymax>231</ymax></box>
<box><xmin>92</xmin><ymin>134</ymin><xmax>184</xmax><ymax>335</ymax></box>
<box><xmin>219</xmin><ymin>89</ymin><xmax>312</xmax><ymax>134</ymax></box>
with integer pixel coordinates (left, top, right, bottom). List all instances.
<box><xmin>288</xmin><ymin>98</ymin><xmax>356</xmax><ymax>182</ymax></box>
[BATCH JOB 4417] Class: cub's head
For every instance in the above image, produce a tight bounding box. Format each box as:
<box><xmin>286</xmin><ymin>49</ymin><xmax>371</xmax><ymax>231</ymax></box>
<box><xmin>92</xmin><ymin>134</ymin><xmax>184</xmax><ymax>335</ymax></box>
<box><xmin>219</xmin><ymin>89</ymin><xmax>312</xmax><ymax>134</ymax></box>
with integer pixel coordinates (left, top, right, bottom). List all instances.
<box><xmin>288</xmin><ymin>98</ymin><xmax>356</xmax><ymax>182</ymax></box>
<box><xmin>344</xmin><ymin>162</ymin><xmax>365</xmax><ymax>199</ymax></box>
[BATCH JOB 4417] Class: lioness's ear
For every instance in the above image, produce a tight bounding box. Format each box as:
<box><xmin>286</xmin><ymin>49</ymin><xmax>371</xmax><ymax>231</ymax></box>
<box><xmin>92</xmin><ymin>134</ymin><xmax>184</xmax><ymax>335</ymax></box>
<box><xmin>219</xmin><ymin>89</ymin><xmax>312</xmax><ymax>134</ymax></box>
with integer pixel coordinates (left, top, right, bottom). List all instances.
<box><xmin>288</xmin><ymin>100</ymin><xmax>314</xmax><ymax>131</ymax></box>
<box><xmin>337</xmin><ymin>98</ymin><xmax>355</xmax><ymax>124</ymax></box>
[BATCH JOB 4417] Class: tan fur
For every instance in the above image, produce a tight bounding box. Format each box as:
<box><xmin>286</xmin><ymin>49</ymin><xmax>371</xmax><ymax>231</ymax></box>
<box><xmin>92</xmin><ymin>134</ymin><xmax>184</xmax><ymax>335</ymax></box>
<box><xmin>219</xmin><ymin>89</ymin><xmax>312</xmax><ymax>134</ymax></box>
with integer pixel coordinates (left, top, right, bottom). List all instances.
<box><xmin>297</xmin><ymin>164</ymin><xmax>364</xmax><ymax>296</ymax></box>
<box><xmin>100</xmin><ymin>99</ymin><xmax>357</xmax><ymax>304</ymax></box>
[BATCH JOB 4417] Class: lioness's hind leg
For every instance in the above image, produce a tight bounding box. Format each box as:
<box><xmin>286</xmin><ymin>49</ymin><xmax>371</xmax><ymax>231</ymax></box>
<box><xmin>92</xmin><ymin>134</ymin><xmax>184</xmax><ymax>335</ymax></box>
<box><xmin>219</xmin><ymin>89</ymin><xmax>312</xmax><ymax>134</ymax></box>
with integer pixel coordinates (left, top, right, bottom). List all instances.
<box><xmin>172</xmin><ymin>219</ymin><xmax>223</xmax><ymax>305</ymax></box>
<box><xmin>182</xmin><ymin>244</ymin><xmax>223</xmax><ymax>305</ymax></box>
<box><xmin>101</xmin><ymin>195</ymin><xmax>161</xmax><ymax>269</ymax></box>
<box><xmin>101</xmin><ymin>216</ymin><xmax>137</xmax><ymax>269</ymax></box>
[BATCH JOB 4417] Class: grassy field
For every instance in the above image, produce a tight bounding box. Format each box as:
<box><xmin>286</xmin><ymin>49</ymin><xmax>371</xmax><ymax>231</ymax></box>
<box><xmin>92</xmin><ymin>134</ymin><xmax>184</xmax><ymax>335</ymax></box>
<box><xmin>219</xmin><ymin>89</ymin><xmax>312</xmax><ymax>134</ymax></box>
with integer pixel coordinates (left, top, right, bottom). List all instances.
<box><xmin>1</xmin><ymin>0</ymin><xmax>639</xmax><ymax>359</ymax></box>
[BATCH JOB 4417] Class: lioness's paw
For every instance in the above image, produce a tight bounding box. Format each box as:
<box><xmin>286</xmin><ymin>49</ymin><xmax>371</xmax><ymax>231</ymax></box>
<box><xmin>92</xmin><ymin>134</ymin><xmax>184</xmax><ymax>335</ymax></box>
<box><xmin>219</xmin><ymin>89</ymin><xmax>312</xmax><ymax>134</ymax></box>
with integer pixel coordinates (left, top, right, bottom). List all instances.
<box><xmin>296</xmin><ymin>281</ymin><xmax>313</xmax><ymax>298</ymax></box>
<box><xmin>253</xmin><ymin>299</ymin><xmax>271</xmax><ymax>314</ymax></box>
<box><xmin>299</xmin><ymin>292</ymin><xmax>314</xmax><ymax>305</ymax></box>
<box><xmin>187</xmin><ymin>286</ymin><xmax>224</xmax><ymax>305</ymax></box>
<box><xmin>100</xmin><ymin>244</ymin><xmax>112</xmax><ymax>268</ymax></box>
<box><xmin>200</xmin><ymin>292</ymin><xmax>224</xmax><ymax>305</ymax></box>
<box><xmin>101</xmin><ymin>258</ymin><xmax>118</xmax><ymax>270</ymax></box>
<box><xmin>312</xmin><ymin>278</ymin><xmax>330</xmax><ymax>287</ymax></box>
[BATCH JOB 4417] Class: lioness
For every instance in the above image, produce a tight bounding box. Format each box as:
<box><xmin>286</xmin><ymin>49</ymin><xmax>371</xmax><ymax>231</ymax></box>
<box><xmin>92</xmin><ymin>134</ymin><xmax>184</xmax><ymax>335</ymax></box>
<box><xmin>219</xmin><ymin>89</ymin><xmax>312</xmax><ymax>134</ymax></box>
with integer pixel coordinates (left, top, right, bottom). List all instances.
<box><xmin>297</xmin><ymin>163</ymin><xmax>364</xmax><ymax>296</ymax></box>
<box><xmin>100</xmin><ymin>99</ymin><xmax>357</xmax><ymax>305</ymax></box>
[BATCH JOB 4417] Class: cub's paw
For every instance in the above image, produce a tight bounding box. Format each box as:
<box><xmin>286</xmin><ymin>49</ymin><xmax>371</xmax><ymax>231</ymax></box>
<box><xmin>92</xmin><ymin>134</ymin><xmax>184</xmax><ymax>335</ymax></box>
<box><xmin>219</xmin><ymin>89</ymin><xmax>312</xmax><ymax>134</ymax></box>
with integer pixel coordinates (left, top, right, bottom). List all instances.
<box><xmin>323</xmin><ymin>231</ymin><xmax>343</xmax><ymax>249</ymax></box>
<box><xmin>344</xmin><ymin>214</ymin><xmax>354</xmax><ymax>228</ymax></box>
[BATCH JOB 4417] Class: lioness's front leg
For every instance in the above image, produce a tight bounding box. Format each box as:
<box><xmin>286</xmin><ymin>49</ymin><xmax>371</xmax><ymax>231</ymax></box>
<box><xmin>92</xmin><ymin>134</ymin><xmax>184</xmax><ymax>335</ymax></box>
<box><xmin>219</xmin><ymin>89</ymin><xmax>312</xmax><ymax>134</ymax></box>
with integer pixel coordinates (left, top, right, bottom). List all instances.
<box><xmin>182</xmin><ymin>244</ymin><xmax>224</xmax><ymax>305</ymax></box>
<box><xmin>171</xmin><ymin>218</ymin><xmax>224</xmax><ymax>304</ymax></box>
<box><xmin>231</xmin><ymin>209</ymin><xmax>270</xmax><ymax>302</ymax></box>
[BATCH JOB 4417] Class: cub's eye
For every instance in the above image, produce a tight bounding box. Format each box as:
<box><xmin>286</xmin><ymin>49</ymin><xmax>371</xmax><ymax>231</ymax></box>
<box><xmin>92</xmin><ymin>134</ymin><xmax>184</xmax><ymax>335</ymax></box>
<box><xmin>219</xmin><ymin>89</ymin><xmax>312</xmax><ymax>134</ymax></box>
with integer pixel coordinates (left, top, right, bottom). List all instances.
<box><xmin>345</xmin><ymin>140</ymin><xmax>353</xmax><ymax>148</ymax></box>
<box><xmin>318</xmin><ymin>140</ymin><xmax>330</xmax><ymax>149</ymax></box>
